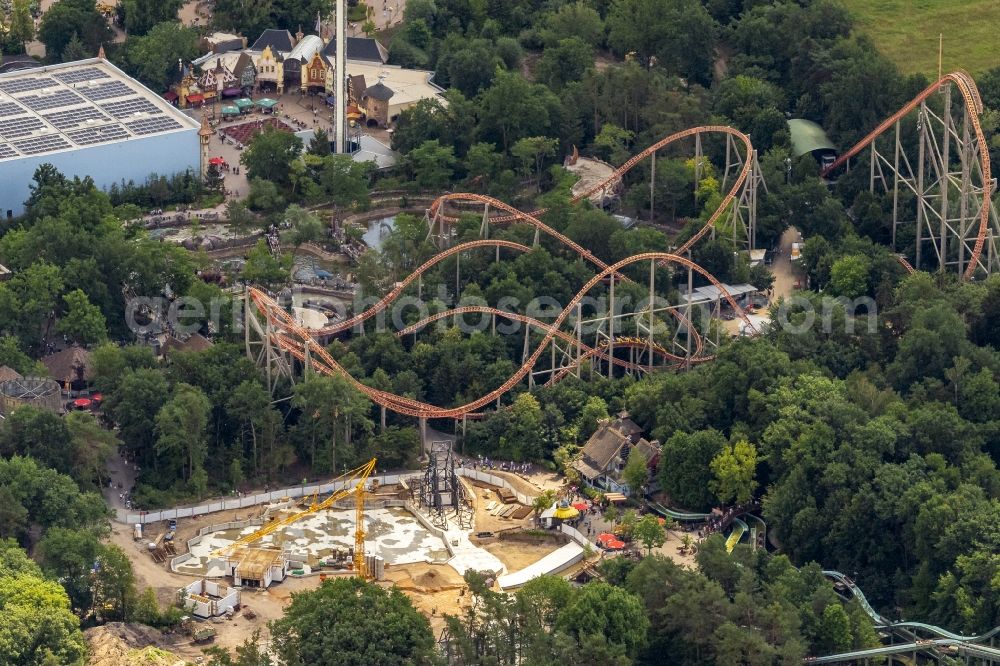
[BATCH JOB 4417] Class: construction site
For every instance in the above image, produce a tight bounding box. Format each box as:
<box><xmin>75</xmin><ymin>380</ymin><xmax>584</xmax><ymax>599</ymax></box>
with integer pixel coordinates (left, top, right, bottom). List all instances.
<box><xmin>113</xmin><ymin>443</ymin><xmax>589</xmax><ymax>653</ymax></box>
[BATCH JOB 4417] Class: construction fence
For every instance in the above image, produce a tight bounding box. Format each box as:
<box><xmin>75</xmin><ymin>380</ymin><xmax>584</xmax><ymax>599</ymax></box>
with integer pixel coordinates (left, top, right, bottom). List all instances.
<box><xmin>116</xmin><ymin>467</ymin><xmax>539</xmax><ymax>525</ymax></box>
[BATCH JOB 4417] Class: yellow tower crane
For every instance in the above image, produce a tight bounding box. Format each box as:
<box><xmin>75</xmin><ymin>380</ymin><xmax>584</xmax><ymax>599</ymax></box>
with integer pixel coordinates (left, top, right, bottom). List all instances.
<box><xmin>210</xmin><ymin>458</ymin><xmax>377</xmax><ymax>578</ymax></box>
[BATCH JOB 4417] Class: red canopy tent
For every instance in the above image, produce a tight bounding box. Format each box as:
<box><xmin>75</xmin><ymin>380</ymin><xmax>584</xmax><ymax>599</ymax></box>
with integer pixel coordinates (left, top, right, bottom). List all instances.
<box><xmin>73</xmin><ymin>398</ymin><xmax>91</xmax><ymax>409</ymax></box>
<box><xmin>572</xmin><ymin>502</ymin><xmax>589</xmax><ymax>512</ymax></box>
<box><xmin>208</xmin><ymin>157</ymin><xmax>225</xmax><ymax>165</ymax></box>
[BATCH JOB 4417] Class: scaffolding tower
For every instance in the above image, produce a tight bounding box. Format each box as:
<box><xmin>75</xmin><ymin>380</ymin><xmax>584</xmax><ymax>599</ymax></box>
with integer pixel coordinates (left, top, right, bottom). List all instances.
<box><xmin>414</xmin><ymin>440</ymin><xmax>473</xmax><ymax>530</ymax></box>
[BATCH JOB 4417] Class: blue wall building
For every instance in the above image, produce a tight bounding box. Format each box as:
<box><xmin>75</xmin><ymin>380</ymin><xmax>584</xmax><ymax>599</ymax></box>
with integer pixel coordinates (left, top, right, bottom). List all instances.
<box><xmin>0</xmin><ymin>58</ymin><xmax>200</xmax><ymax>217</ymax></box>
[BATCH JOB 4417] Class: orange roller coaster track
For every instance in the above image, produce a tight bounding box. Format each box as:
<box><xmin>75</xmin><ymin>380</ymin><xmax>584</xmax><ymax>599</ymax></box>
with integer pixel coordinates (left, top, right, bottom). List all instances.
<box><xmin>395</xmin><ymin>304</ymin><xmax>699</xmax><ymax>369</ymax></box>
<box><xmin>247</xmin><ymin>253</ymin><xmax>754</xmax><ymax>419</ymax></box>
<box><xmin>245</xmin><ymin>129</ymin><xmax>764</xmax><ymax>419</ymax></box>
<box><xmin>427</xmin><ymin>126</ymin><xmax>757</xmax><ymax>258</ymax></box>
<box><xmin>821</xmin><ymin>72</ymin><xmax>994</xmax><ymax>281</ymax></box>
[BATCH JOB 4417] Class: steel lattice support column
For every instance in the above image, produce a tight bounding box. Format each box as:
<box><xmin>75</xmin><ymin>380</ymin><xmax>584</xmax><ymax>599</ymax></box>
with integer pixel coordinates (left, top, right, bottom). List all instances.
<box><xmin>868</xmin><ymin>85</ymin><xmax>1000</xmax><ymax>276</ymax></box>
<box><xmin>243</xmin><ymin>289</ymin><xmax>295</xmax><ymax>395</ymax></box>
<box><xmin>720</xmin><ymin>134</ymin><xmax>765</xmax><ymax>251</ymax></box>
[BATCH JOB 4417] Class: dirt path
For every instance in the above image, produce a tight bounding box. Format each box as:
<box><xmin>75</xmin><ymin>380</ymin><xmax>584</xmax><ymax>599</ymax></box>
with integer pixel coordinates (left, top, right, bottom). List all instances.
<box><xmin>108</xmin><ymin>524</ymin><xmax>191</xmax><ymax>607</ymax></box>
<box><xmin>771</xmin><ymin>226</ymin><xmax>801</xmax><ymax>302</ymax></box>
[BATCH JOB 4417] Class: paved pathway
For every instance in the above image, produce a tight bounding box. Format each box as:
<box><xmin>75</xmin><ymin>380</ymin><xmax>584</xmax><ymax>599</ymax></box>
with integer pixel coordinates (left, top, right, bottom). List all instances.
<box><xmin>102</xmin><ymin>448</ymin><xmax>137</xmax><ymax>514</ymax></box>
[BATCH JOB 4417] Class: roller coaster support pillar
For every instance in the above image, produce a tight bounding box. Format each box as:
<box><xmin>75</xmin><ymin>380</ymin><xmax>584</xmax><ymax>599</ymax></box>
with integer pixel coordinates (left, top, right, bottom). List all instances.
<box><xmin>870</xmin><ymin>140</ymin><xmax>876</xmax><ymax>194</ymax></box>
<box><xmin>650</xmin><ymin>150</ymin><xmax>655</xmax><ymax>221</ymax></box>
<box><xmin>380</xmin><ymin>405</ymin><xmax>386</xmax><ymax>432</ymax></box>
<box><xmin>748</xmin><ymin>149</ymin><xmax>759</xmax><ymax>250</ymax></box>
<box><xmin>685</xmin><ymin>252</ymin><xmax>693</xmax><ymax>371</ymax></box>
<box><xmin>575</xmin><ymin>302</ymin><xmax>583</xmax><ymax>379</ymax></box>
<box><xmin>480</xmin><ymin>203</ymin><xmax>489</xmax><ymax>238</ymax></box>
<box><xmin>648</xmin><ymin>260</ymin><xmax>655</xmax><ymax>372</ymax></box>
<box><xmin>455</xmin><ymin>253</ymin><xmax>460</xmax><ymax>296</ymax></box>
<box><xmin>303</xmin><ymin>343</ymin><xmax>311</xmax><ymax>377</ymax></box>
<box><xmin>958</xmin><ymin>107</ymin><xmax>972</xmax><ymax>273</ymax></box>
<box><xmin>891</xmin><ymin>120</ymin><xmax>901</xmax><ymax>251</ymax></box>
<box><xmin>419</xmin><ymin>417</ymin><xmax>428</xmax><ymax>454</ymax></box>
<box><xmin>939</xmin><ymin>86</ymin><xmax>952</xmax><ymax>266</ymax></box>
<box><xmin>243</xmin><ymin>289</ymin><xmax>251</xmax><ymax>360</ymax></box>
<box><xmin>915</xmin><ymin>106</ymin><xmax>927</xmax><ymax>269</ymax></box>
<box><xmin>607</xmin><ymin>274</ymin><xmax>615</xmax><ymax>378</ymax></box>
<box><xmin>523</xmin><ymin>324</ymin><xmax>532</xmax><ymax>388</ymax></box>
<box><xmin>694</xmin><ymin>133</ymin><xmax>703</xmax><ymax>200</ymax></box>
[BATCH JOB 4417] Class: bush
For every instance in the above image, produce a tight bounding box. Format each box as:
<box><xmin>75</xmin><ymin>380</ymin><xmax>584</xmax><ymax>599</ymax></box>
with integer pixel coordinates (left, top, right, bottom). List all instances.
<box><xmin>347</xmin><ymin>2</ymin><xmax>367</xmax><ymax>22</ymax></box>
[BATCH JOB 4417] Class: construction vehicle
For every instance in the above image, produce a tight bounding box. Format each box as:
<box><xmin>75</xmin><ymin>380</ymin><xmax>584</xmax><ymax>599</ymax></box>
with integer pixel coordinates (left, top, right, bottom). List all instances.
<box><xmin>192</xmin><ymin>626</ymin><xmax>217</xmax><ymax>643</ymax></box>
<box><xmin>210</xmin><ymin>458</ymin><xmax>377</xmax><ymax>579</ymax></box>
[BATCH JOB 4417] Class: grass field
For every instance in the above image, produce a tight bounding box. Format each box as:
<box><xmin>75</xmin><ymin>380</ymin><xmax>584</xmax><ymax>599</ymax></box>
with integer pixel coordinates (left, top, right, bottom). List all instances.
<box><xmin>839</xmin><ymin>0</ymin><xmax>1000</xmax><ymax>76</ymax></box>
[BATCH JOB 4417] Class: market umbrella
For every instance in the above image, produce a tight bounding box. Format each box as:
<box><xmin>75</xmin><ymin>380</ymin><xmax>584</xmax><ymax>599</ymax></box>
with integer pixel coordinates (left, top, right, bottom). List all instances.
<box><xmin>234</xmin><ymin>97</ymin><xmax>254</xmax><ymax>109</ymax></box>
<box><xmin>208</xmin><ymin>156</ymin><xmax>225</xmax><ymax>165</ymax></box>
<box><xmin>256</xmin><ymin>97</ymin><xmax>278</xmax><ymax>108</ymax></box>
<box><xmin>221</xmin><ymin>105</ymin><xmax>240</xmax><ymax>115</ymax></box>
<box><xmin>552</xmin><ymin>504</ymin><xmax>579</xmax><ymax>520</ymax></box>
<box><xmin>606</xmin><ymin>539</ymin><xmax>626</xmax><ymax>550</ymax></box>
<box><xmin>596</xmin><ymin>533</ymin><xmax>616</xmax><ymax>545</ymax></box>
<box><xmin>572</xmin><ymin>502</ymin><xmax>588</xmax><ymax>512</ymax></box>
<box><xmin>73</xmin><ymin>398</ymin><xmax>91</xmax><ymax>408</ymax></box>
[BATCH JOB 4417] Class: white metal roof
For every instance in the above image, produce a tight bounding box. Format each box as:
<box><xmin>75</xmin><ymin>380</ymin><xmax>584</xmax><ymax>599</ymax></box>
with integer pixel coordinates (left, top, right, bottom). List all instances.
<box><xmin>287</xmin><ymin>35</ymin><xmax>324</xmax><ymax>62</ymax></box>
<box><xmin>682</xmin><ymin>283</ymin><xmax>759</xmax><ymax>304</ymax></box>
<box><xmin>0</xmin><ymin>58</ymin><xmax>199</xmax><ymax>162</ymax></box>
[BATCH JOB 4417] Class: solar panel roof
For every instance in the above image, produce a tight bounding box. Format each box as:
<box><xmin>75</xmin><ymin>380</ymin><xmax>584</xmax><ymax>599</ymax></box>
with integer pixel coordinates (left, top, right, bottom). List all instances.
<box><xmin>53</xmin><ymin>66</ymin><xmax>110</xmax><ymax>84</ymax></box>
<box><xmin>0</xmin><ymin>59</ymin><xmax>198</xmax><ymax>161</ymax></box>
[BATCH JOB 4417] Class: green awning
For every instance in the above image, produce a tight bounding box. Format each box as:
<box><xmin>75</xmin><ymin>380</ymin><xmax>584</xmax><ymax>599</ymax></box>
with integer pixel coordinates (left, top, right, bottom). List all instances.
<box><xmin>221</xmin><ymin>105</ymin><xmax>240</xmax><ymax>115</ymax></box>
<box><xmin>256</xmin><ymin>98</ymin><xmax>278</xmax><ymax>108</ymax></box>
<box><xmin>787</xmin><ymin>119</ymin><xmax>836</xmax><ymax>157</ymax></box>
<box><xmin>234</xmin><ymin>97</ymin><xmax>254</xmax><ymax>108</ymax></box>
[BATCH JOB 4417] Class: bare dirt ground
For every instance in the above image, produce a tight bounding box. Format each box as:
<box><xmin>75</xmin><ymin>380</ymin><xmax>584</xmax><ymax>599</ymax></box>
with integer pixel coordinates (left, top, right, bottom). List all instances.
<box><xmin>112</xmin><ymin>482</ymin><xmax>568</xmax><ymax>648</ymax></box>
<box><xmin>653</xmin><ymin>528</ymin><xmax>698</xmax><ymax>568</ymax></box>
<box><xmin>384</xmin><ymin>562</ymin><xmax>471</xmax><ymax>634</ymax></box>
<box><xmin>482</xmin><ymin>540</ymin><xmax>561</xmax><ymax>571</ymax></box>
<box><xmin>468</xmin><ymin>483</ymin><xmax>534</xmax><ymax>533</ymax></box>
<box><xmin>86</xmin><ymin>623</ymin><xmax>188</xmax><ymax>666</ymax></box>
<box><xmin>484</xmin><ymin>467</ymin><xmax>565</xmax><ymax>496</ymax></box>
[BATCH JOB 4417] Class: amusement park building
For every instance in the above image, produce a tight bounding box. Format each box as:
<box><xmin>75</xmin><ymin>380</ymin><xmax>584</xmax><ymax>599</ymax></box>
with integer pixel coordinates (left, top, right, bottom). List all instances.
<box><xmin>186</xmin><ymin>31</ymin><xmax>444</xmax><ymax>123</ymax></box>
<box><xmin>0</xmin><ymin>58</ymin><xmax>200</xmax><ymax>217</ymax></box>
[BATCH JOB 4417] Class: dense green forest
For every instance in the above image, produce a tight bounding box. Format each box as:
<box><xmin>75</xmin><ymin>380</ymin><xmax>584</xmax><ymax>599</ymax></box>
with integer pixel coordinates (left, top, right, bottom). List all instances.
<box><xmin>2</xmin><ymin>0</ymin><xmax>1000</xmax><ymax>662</ymax></box>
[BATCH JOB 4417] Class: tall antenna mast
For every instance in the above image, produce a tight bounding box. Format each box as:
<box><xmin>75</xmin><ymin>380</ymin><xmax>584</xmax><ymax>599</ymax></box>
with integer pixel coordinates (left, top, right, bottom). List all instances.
<box><xmin>335</xmin><ymin>0</ymin><xmax>346</xmax><ymax>153</ymax></box>
<box><xmin>938</xmin><ymin>33</ymin><xmax>943</xmax><ymax>82</ymax></box>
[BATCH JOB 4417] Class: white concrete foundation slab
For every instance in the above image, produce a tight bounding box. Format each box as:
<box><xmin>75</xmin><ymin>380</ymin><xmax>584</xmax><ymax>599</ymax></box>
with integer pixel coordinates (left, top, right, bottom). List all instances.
<box><xmin>177</xmin><ymin>506</ymin><xmax>450</xmax><ymax>576</ymax></box>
